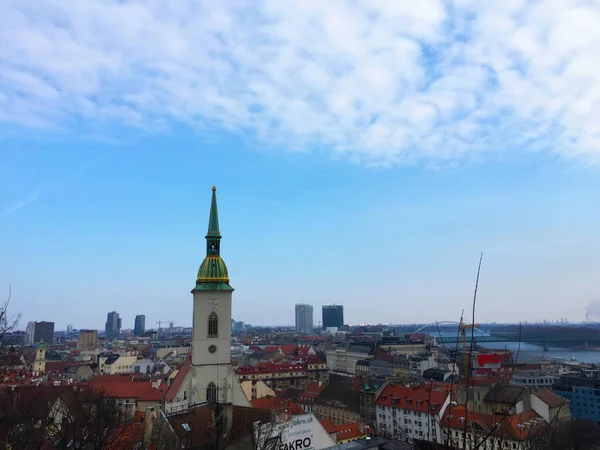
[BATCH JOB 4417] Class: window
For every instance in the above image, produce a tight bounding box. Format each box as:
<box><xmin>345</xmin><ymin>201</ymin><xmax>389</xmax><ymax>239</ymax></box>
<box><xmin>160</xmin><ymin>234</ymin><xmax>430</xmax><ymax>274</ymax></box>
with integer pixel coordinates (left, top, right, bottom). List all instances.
<box><xmin>208</xmin><ymin>312</ymin><xmax>218</xmax><ymax>338</ymax></box>
<box><xmin>207</xmin><ymin>382</ymin><xmax>217</xmax><ymax>403</ymax></box>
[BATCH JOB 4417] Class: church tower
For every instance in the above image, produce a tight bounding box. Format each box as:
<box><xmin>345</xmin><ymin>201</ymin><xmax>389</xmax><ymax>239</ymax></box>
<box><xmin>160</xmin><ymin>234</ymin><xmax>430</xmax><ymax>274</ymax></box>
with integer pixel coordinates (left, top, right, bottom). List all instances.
<box><xmin>33</xmin><ymin>340</ymin><xmax>46</xmax><ymax>375</ymax></box>
<box><xmin>190</xmin><ymin>187</ymin><xmax>248</xmax><ymax>406</ymax></box>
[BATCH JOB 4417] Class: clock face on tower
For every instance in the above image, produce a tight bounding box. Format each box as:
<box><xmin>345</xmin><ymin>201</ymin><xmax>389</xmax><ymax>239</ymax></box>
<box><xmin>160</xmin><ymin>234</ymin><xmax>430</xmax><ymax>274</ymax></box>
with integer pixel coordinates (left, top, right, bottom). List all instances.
<box><xmin>209</xmin><ymin>299</ymin><xmax>218</xmax><ymax>309</ymax></box>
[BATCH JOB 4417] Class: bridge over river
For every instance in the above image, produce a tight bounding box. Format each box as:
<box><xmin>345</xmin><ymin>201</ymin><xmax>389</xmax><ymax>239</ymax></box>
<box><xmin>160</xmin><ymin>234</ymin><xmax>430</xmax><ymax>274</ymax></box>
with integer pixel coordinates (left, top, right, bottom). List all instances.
<box><xmin>415</xmin><ymin>321</ymin><xmax>600</xmax><ymax>348</ymax></box>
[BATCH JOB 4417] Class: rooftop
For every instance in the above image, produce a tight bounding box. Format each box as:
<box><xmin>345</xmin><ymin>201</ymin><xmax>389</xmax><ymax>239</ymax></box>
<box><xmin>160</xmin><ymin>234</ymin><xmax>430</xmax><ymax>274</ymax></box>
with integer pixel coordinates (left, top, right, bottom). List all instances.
<box><xmin>375</xmin><ymin>383</ymin><xmax>450</xmax><ymax>414</ymax></box>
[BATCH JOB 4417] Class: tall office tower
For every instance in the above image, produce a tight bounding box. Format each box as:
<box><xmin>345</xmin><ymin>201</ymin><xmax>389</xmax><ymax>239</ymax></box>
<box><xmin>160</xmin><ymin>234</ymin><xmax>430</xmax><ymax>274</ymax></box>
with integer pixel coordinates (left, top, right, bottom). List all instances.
<box><xmin>322</xmin><ymin>304</ymin><xmax>344</xmax><ymax>329</ymax></box>
<box><xmin>32</xmin><ymin>321</ymin><xmax>55</xmax><ymax>344</ymax></box>
<box><xmin>105</xmin><ymin>311</ymin><xmax>121</xmax><ymax>340</ymax></box>
<box><xmin>25</xmin><ymin>321</ymin><xmax>34</xmax><ymax>344</ymax></box>
<box><xmin>295</xmin><ymin>304</ymin><xmax>314</xmax><ymax>333</ymax></box>
<box><xmin>78</xmin><ymin>329</ymin><xmax>98</xmax><ymax>351</ymax></box>
<box><xmin>134</xmin><ymin>315</ymin><xmax>146</xmax><ymax>336</ymax></box>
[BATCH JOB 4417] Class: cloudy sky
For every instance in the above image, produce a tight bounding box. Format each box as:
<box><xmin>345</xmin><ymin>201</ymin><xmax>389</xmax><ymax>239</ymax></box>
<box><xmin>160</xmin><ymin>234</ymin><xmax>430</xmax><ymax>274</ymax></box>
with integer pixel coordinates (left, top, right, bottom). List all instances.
<box><xmin>1</xmin><ymin>0</ymin><xmax>600</xmax><ymax>330</ymax></box>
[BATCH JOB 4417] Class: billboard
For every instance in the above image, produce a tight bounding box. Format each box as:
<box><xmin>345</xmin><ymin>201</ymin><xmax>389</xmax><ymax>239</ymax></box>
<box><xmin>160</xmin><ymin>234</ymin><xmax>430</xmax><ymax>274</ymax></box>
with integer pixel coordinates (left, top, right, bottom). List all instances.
<box><xmin>256</xmin><ymin>413</ymin><xmax>336</xmax><ymax>450</ymax></box>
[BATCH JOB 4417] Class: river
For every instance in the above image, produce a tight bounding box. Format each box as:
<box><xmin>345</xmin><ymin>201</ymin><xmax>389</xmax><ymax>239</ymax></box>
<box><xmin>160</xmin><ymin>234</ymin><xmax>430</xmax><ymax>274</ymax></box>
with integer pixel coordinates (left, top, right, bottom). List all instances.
<box><xmin>429</xmin><ymin>330</ymin><xmax>600</xmax><ymax>364</ymax></box>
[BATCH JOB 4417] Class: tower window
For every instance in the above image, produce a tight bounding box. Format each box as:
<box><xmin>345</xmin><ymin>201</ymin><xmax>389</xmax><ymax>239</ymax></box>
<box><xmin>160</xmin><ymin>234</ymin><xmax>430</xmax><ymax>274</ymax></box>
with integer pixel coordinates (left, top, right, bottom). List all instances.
<box><xmin>208</xmin><ymin>312</ymin><xmax>218</xmax><ymax>338</ymax></box>
<box><xmin>207</xmin><ymin>382</ymin><xmax>217</xmax><ymax>403</ymax></box>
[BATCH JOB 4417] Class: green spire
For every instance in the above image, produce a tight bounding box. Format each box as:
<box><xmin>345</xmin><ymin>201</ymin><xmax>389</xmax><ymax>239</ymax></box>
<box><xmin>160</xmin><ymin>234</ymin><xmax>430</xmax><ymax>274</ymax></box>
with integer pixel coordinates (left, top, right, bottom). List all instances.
<box><xmin>207</xmin><ymin>186</ymin><xmax>221</xmax><ymax>238</ymax></box>
<box><xmin>194</xmin><ymin>186</ymin><xmax>234</xmax><ymax>292</ymax></box>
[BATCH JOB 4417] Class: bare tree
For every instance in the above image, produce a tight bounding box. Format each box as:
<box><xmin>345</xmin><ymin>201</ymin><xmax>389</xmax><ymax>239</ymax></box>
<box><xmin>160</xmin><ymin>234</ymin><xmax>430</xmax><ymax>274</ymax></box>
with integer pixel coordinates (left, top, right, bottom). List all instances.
<box><xmin>0</xmin><ymin>385</ymin><xmax>133</xmax><ymax>449</ymax></box>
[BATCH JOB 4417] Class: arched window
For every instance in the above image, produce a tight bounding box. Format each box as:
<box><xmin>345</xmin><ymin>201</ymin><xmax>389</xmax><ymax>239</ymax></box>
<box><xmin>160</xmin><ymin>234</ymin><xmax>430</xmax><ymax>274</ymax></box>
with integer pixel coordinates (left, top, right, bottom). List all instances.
<box><xmin>207</xmin><ymin>382</ymin><xmax>217</xmax><ymax>403</ymax></box>
<box><xmin>208</xmin><ymin>312</ymin><xmax>218</xmax><ymax>338</ymax></box>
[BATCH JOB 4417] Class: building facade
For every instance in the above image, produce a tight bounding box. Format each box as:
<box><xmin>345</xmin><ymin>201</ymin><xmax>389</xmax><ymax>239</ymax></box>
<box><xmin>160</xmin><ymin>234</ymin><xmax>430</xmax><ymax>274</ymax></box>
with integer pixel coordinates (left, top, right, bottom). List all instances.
<box><xmin>554</xmin><ymin>370</ymin><xmax>600</xmax><ymax>422</ymax></box>
<box><xmin>322</xmin><ymin>305</ymin><xmax>344</xmax><ymax>329</ymax></box>
<box><xmin>77</xmin><ymin>329</ymin><xmax>98</xmax><ymax>351</ymax></box>
<box><xmin>376</xmin><ymin>383</ymin><xmax>450</xmax><ymax>443</ymax></box>
<box><xmin>105</xmin><ymin>311</ymin><xmax>121</xmax><ymax>340</ymax></box>
<box><xmin>295</xmin><ymin>304</ymin><xmax>314</xmax><ymax>334</ymax></box>
<box><xmin>134</xmin><ymin>315</ymin><xmax>146</xmax><ymax>336</ymax></box>
<box><xmin>32</xmin><ymin>321</ymin><xmax>55</xmax><ymax>344</ymax></box>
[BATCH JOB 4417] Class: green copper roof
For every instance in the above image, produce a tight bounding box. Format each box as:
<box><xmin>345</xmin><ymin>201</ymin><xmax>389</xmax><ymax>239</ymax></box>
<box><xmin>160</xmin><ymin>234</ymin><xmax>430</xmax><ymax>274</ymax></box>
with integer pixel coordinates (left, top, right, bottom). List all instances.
<box><xmin>207</xmin><ymin>186</ymin><xmax>221</xmax><ymax>238</ymax></box>
<box><xmin>194</xmin><ymin>187</ymin><xmax>234</xmax><ymax>292</ymax></box>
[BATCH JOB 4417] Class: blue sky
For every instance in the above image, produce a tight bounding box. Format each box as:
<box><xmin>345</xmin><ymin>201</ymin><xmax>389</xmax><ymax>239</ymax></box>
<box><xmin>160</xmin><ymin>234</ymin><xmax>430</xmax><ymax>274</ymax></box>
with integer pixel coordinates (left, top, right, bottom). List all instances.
<box><xmin>2</xmin><ymin>1</ymin><xmax>600</xmax><ymax>330</ymax></box>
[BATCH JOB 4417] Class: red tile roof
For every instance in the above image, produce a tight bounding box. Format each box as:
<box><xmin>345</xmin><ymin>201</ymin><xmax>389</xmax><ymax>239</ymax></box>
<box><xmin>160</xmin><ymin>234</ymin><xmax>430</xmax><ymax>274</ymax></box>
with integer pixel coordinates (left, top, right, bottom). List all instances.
<box><xmin>318</xmin><ymin>418</ymin><xmax>337</xmax><ymax>434</ymax></box>
<box><xmin>105</xmin><ymin>411</ymin><xmax>146</xmax><ymax>449</ymax></box>
<box><xmin>90</xmin><ymin>374</ymin><xmax>146</xmax><ymax>384</ymax></box>
<box><xmin>250</xmin><ymin>396</ymin><xmax>305</xmax><ymax>416</ymax></box>
<box><xmin>534</xmin><ymin>389</ymin><xmax>568</xmax><ymax>409</ymax></box>
<box><xmin>91</xmin><ymin>380</ymin><xmax>167</xmax><ymax>401</ymax></box>
<box><xmin>298</xmin><ymin>381</ymin><xmax>327</xmax><ymax>405</ymax></box>
<box><xmin>376</xmin><ymin>383</ymin><xmax>450</xmax><ymax>415</ymax></box>
<box><xmin>236</xmin><ymin>362</ymin><xmax>307</xmax><ymax>375</ymax></box>
<box><xmin>335</xmin><ymin>422</ymin><xmax>372</xmax><ymax>441</ymax></box>
<box><xmin>442</xmin><ymin>405</ymin><xmax>547</xmax><ymax>441</ymax></box>
<box><xmin>164</xmin><ymin>354</ymin><xmax>191</xmax><ymax>402</ymax></box>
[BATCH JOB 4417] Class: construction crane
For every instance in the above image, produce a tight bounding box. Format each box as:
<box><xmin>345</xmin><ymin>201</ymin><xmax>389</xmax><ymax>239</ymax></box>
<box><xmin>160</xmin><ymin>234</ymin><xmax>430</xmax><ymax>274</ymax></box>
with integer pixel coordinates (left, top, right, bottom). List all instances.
<box><xmin>156</xmin><ymin>320</ymin><xmax>174</xmax><ymax>332</ymax></box>
<box><xmin>459</xmin><ymin>320</ymin><xmax>479</xmax><ymax>376</ymax></box>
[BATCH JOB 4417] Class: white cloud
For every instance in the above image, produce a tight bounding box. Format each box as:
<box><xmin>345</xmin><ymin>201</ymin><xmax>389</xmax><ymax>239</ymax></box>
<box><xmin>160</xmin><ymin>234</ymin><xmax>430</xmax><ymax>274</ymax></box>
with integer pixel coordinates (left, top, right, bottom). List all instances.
<box><xmin>1</xmin><ymin>0</ymin><xmax>600</xmax><ymax>165</ymax></box>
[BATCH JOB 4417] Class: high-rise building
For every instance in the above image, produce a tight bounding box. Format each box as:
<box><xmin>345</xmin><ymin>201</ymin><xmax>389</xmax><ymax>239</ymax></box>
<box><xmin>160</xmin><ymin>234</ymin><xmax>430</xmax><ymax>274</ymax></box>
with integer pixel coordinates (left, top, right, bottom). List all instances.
<box><xmin>295</xmin><ymin>304</ymin><xmax>314</xmax><ymax>333</ymax></box>
<box><xmin>322</xmin><ymin>305</ymin><xmax>344</xmax><ymax>329</ymax></box>
<box><xmin>32</xmin><ymin>321</ymin><xmax>55</xmax><ymax>344</ymax></box>
<box><xmin>78</xmin><ymin>329</ymin><xmax>98</xmax><ymax>351</ymax></box>
<box><xmin>25</xmin><ymin>321</ymin><xmax>34</xmax><ymax>345</ymax></box>
<box><xmin>134</xmin><ymin>315</ymin><xmax>146</xmax><ymax>336</ymax></box>
<box><xmin>105</xmin><ymin>311</ymin><xmax>121</xmax><ymax>340</ymax></box>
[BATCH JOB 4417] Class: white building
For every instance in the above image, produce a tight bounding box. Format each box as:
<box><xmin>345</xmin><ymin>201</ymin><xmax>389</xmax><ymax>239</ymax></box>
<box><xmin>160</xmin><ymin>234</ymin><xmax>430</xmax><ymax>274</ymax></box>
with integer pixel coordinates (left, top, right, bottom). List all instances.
<box><xmin>295</xmin><ymin>304</ymin><xmax>314</xmax><ymax>334</ymax></box>
<box><xmin>376</xmin><ymin>383</ymin><xmax>451</xmax><ymax>444</ymax></box>
<box><xmin>409</xmin><ymin>353</ymin><xmax>438</xmax><ymax>378</ymax></box>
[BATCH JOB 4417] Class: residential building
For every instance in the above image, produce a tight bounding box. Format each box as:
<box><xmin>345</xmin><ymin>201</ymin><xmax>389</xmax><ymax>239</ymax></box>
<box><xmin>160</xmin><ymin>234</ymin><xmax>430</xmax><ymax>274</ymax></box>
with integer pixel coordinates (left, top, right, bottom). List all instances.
<box><xmin>99</xmin><ymin>355</ymin><xmax>137</xmax><ymax>375</ymax></box>
<box><xmin>531</xmin><ymin>389</ymin><xmax>570</xmax><ymax>423</ymax></box>
<box><xmin>297</xmin><ymin>381</ymin><xmax>328</xmax><ymax>413</ymax></box>
<box><xmin>442</xmin><ymin>405</ymin><xmax>548</xmax><ymax>449</ymax></box>
<box><xmin>241</xmin><ymin>380</ymin><xmax>275</xmax><ymax>401</ymax></box>
<box><xmin>77</xmin><ymin>329</ymin><xmax>98</xmax><ymax>351</ymax></box>
<box><xmin>358</xmin><ymin>378</ymin><xmax>387</xmax><ymax>426</ymax></box>
<box><xmin>133</xmin><ymin>359</ymin><xmax>154</xmax><ymax>374</ymax></box>
<box><xmin>90</xmin><ymin>377</ymin><xmax>168</xmax><ymax>413</ymax></box>
<box><xmin>314</xmin><ymin>374</ymin><xmax>362</xmax><ymax>426</ymax></box>
<box><xmin>409</xmin><ymin>352</ymin><xmax>438</xmax><ymax>378</ymax></box>
<box><xmin>105</xmin><ymin>311</ymin><xmax>121</xmax><ymax>340</ymax></box>
<box><xmin>295</xmin><ymin>304</ymin><xmax>314</xmax><ymax>334</ymax></box>
<box><xmin>236</xmin><ymin>361</ymin><xmax>314</xmax><ymax>391</ymax></box>
<box><xmin>327</xmin><ymin>343</ymin><xmax>375</xmax><ymax>374</ymax></box>
<box><xmin>134</xmin><ymin>315</ymin><xmax>145</xmax><ymax>336</ymax></box>
<box><xmin>32</xmin><ymin>321</ymin><xmax>54</xmax><ymax>344</ymax></box>
<box><xmin>480</xmin><ymin>385</ymin><xmax>529</xmax><ymax>415</ymax></box>
<box><xmin>375</xmin><ymin>382</ymin><xmax>451</xmax><ymax>443</ymax></box>
<box><xmin>322</xmin><ymin>305</ymin><xmax>344</xmax><ymax>329</ymax></box>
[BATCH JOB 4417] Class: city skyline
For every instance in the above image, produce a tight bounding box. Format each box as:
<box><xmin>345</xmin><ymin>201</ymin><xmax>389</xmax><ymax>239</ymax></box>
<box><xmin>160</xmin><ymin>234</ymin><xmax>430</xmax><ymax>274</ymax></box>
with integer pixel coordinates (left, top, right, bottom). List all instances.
<box><xmin>2</xmin><ymin>1</ymin><xmax>600</xmax><ymax>329</ymax></box>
